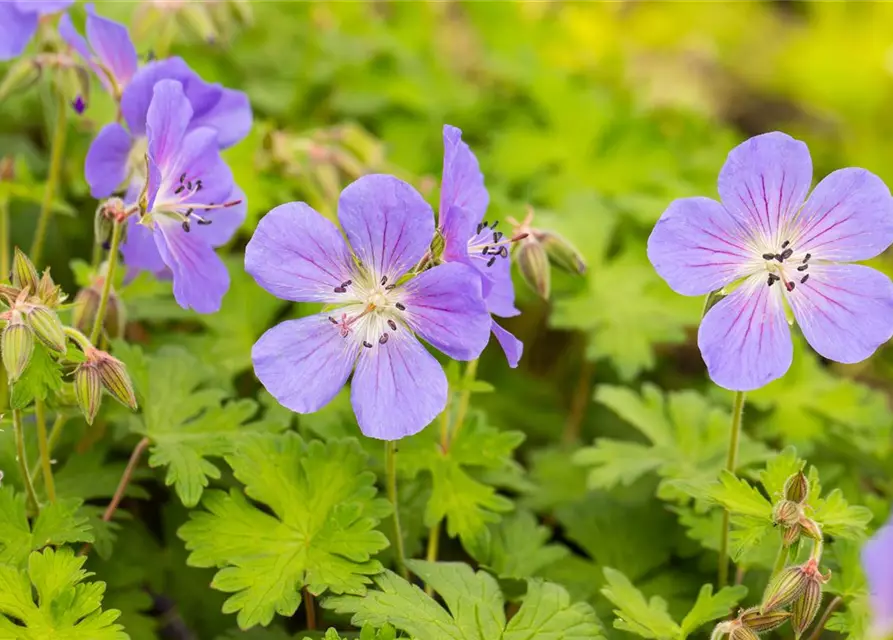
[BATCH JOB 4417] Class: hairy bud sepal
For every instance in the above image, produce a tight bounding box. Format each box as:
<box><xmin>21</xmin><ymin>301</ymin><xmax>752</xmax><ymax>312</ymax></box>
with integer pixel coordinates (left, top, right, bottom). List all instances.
<box><xmin>2</xmin><ymin>320</ymin><xmax>34</xmax><ymax>382</ymax></box>
<box><xmin>540</xmin><ymin>229</ymin><xmax>587</xmax><ymax>275</ymax></box>
<box><xmin>25</xmin><ymin>306</ymin><xmax>66</xmax><ymax>353</ymax></box>
<box><xmin>773</xmin><ymin>499</ymin><xmax>802</xmax><ymax>528</ymax></box>
<box><xmin>761</xmin><ymin>566</ymin><xmax>810</xmax><ymax>613</ymax></box>
<box><xmin>784</xmin><ymin>470</ymin><xmax>809</xmax><ymax>503</ymax></box>
<box><xmin>729</xmin><ymin>626</ymin><xmax>760</xmax><ymax>640</ymax></box>
<box><xmin>517</xmin><ymin>240</ymin><xmax>551</xmax><ymax>299</ymax></box>
<box><xmin>791</xmin><ymin>579</ymin><xmax>823</xmax><ymax>638</ymax></box>
<box><xmin>12</xmin><ymin>248</ymin><xmax>39</xmax><ymax>293</ymax></box>
<box><xmin>92</xmin><ymin>350</ymin><xmax>138</xmax><ymax>410</ymax></box>
<box><xmin>739</xmin><ymin>607</ymin><xmax>792</xmax><ymax>633</ymax></box>
<box><xmin>74</xmin><ymin>364</ymin><xmax>102</xmax><ymax>425</ymax></box>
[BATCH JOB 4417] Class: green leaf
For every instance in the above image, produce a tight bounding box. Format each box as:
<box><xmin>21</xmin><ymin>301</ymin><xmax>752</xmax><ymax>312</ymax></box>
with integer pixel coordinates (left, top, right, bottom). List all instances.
<box><xmin>325</xmin><ymin>561</ymin><xmax>602</xmax><ymax>640</ymax></box>
<box><xmin>0</xmin><ymin>547</ymin><xmax>126</xmax><ymax>639</ymax></box>
<box><xmin>10</xmin><ymin>343</ymin><xmax>63</xmax><ymax>410</ymax></box>
<box><xmin>399</xmin><ymin>410</ymin><xmax>524</xmax><ymax>546</ymax></box>
<box><xmin>178</xmin><ymin>433</ymin><xmax>391</xmax><ymax>630</ymax></box>
<box><xmin>709</xmin><ymin>472</ymin><xmax>773</xmax><ymax>519</ymax></box>
<box><xmin>811</xmin><ymin>489</ymin><xmax>873</xmax><ymax>540</ymax></box>
<box><xmin>0</xmin><ymin>486</ymin><xmax>93</xmax><ymax>567</ymax></box>
<box><xmin>678</xmin><ymin>584</ymin><xmax>748</xmax><ymax>639</ymax></box>
<box><xmin>600</xmin><ymin>567</ymin><xmax>680</xmax><ymax>640</ymax></box>
<box><xmin>466</xmin><ymin>509</ymin><xmax>569</xmax><ymax>580</ymax></box>
<box><xmin>116</xmin><ymin>343</ymin><xmax>285</xmax><ymax>506</ymax></box>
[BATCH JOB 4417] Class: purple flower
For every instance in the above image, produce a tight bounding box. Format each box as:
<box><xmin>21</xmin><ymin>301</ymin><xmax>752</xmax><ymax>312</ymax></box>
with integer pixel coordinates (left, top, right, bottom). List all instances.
<box><xmin>437</xmin><ymin>125</ymin><xmax>524</xmax><ymax>367</ymax></box>
<box><xmin>863</xmin><ymin>513</ymin><xmax>893</xmax><ymax>638</ymax></box>
<box><xmin>246</xmin><ymin>174</ymin><xmax>493</xmax><ymax>440</ymax></box>
<box><xmin>85</xmin><ymin>56</ymin><xmax>252</xmax><ymax>199</ymax></box>
<box><xmin>0</xmin><ymin>1</ymin><xmax>74</xmax><ymax>61</ymax></box>
<box><xmin>124</xmin><ymin>79</ymin><xmax>243</xmax><ymax>313</ymax></box>
<box><xmin>58</xmin><ymin>3</ymin><xmax>138</xmax><ymax>97</ymax></box>
<box><xmin>648</xmin><ymin>132</ymin><xmax>893</xmax><ymax>391</ymax></box>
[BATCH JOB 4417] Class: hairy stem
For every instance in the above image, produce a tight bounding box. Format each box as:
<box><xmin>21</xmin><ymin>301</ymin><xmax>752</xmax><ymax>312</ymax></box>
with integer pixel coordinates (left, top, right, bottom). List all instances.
<box><xmin>562</xmin><ymin>357</ymin><xmax>594</xmax><ymax>444</ymax></box>
<box><xmin>771</xmin><ymin>543</ymin><xmax>789</xmax><ymax>578</ymax></box>
<box><xmin>30</xmin><ymin>90</ymin><xmax>68</xmax><ymax>266</ymax></box>
<box><xmin>13</xmin><ymin>410</ymin><xmax>40</xmax><ymax>514</ymax></box>
<box><xmin>449</xmin><ymin>359</ymin><xmax>478</xmax><ymax>446</ymax></box>
<box><xmin>424</xmin><ymin>520</ymin><xmax>441</xmax><ymax>596</ymax></box>
<box><xmin>90</xmin><ymin>220</ymin><xmax>123</xmax><ymax>344</ymax></box>
<box><xmin>303</xmin><ymin>588</ymin><xmax>316</xmax><ymax>630</ymax></box>
<box><xmin>34</xmin><ymin>400</ymin><xmax>55</xmax><ymax>503</ymax></box>
<box><xmin>32</xmin><ymin>413</ymin><xmax>67</xmax><ymax>484</ymax></box>
<box><xmin>0</xmin><ymin>197</ymin><xmax>9</xmax><ymax>278</ymax></box>
<box><xmin>806</xmin><ymin>595</ymin><xmax>842</xmax><ymax>640</ymax></box>
<box><xmin>718</xmin><ymin>390</ymin><xmax>746</xmax><ymax>587</ymax></box>
<box><xmin>385</xmin><ymin>440</ymin><xmax>408</xmax><ymax>579</ymax></box>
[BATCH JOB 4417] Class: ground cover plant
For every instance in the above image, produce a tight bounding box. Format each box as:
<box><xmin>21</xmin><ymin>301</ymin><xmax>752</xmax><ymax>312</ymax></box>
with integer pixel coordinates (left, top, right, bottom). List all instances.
<box><xmin>0</xmin><ymin>2</ymin><xmax>891</xmax><ymax>639</ymax></box>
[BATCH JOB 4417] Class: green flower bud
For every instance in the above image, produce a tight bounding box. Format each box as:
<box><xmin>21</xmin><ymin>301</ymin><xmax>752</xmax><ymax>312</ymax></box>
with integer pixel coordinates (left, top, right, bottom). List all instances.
<box><xmin>761</xmin><ymin>565</ymin><xmax>810</xmax><ymax>614</ymax></box>
<box><xmin>773</xmin><ymin>499</ymin><xmax>802</xmax><ymax>528</ymax></box>
<box><xmin>72</xmin><ymin>287</ymin><xmax>100</xmax><ymax>337</ymax></box>
<box><xmin>12</xmin><ymin>248</ymin><xmax>39</xmax><ymax>293</ymax></box>
<box><xmin>540</xmin><ymin>230</ymin><xmax>587</xmax><ymax>275</ymax></box>
<box><xmin>784</xmin><ymin>470</ymin><xmax>809</xmax><ymax>503</ymax></box>
<box><xmin>74</xmin><ymin>364</ymin><xmax>103</xmax><ymax>425</ymax></box>
<box><xmin>791</xmin><ymin>579</ymin><xmax>823</xmax><ymax>638</ymax></box>
<box><xmin>36</xmin><ymin>269</ymin><xmax>65</xmax><ymax>307</ymax></box>
<box><xmin>2</xmin><ymin>320</ymin><xmax>34</xmax><ymax>382</ymax></box>
<box><xmin>0</xmin><ymin>57</ymin><xmax>41</xmax><ymax>103</ymax></box>
<box><xmin>517</xmin><ymin>240</ymin><xmax>551</xmax><ymax>299</ymax></box>
<box><xmin>25</xmin><ymin>306</ymin><xmax>66</xmax><ymax>353</ymax></box>
<box><xmin>430</xmin><ymin>230</ymin><xmax>446</xmax><ymax>262</ymax></box>
<box><xmin>729</xmin><ymin>626</ymin><xmax>760</xmax><ymax>640</ymax></box>
<box><xmin>798</xmin><ymin>517</ymin><xmax>823</xmax><ymax>542</ymax></box>
<box><xmin>782</xmin><ymin>522</ymin><xmax>801</xmax><ymax>547</ymax></box>
<box><xmin>94</xmin><ymin>351</ymin><xmax>138</xmax><ymax>410</ymax></box>
<box><xmin>739</xmin><ymin>606</ymin><xmax>792</xmax><ymax>633</ymax></box>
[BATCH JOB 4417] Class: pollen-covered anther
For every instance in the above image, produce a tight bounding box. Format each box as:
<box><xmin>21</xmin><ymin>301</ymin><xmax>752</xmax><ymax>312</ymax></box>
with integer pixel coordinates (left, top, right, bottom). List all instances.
<box><xmin>379</xmin><ymin>333</ymin><xmax>389</xmax><ymax>345</ymax></box>
<box><xmin>387</xmin><ymin>319</ymin><xmax>397</xmax><ymax>331</ymax></box>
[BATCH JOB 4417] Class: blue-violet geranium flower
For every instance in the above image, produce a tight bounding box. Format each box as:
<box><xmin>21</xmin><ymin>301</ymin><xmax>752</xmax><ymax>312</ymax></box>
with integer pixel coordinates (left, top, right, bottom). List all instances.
<box><xmin>246</xmin><ymin>174</ymin><xmax>493</xmax><ymax>440</ymax></box>
<box><xmin>129</xmin><ymin>78</ymin><xmax>244</xmax><ymax>313</ymax></box>
<box><xmin>863</xmin><ymin>512</ymin><xmax>893</xmax><ymax>639</ymax></box>
<box><xmin>648</xmin><ymin>131</ymin><xmax>893</xmax><ymax>390</ymax></box>
<box><xmin>437</xmin><ymin>124</ymin><xmax>523</xmax><ymax>367</ymax></box>
<box><xmin>59</xmin><ymin>3</ymin><xmax>138</xmax><ymax>99</ymax></box>
<box><xmin>0</xmin><ymin>1</ymin><xmax>74</xmax><ymax>60</ymax></box>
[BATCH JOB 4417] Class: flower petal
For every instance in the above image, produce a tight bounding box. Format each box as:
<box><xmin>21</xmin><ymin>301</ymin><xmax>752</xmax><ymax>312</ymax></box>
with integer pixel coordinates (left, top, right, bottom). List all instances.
<box><xmin>194</xmin><ymin>184</ymin><xmax>245</xmax><ymax>248</ymax></box>
<box><xmin>350</xmin><ymin>331</ymin><xmax>447</xmax><ymax>440</ymax></box>
<box><xmin>491</xmin><ymin>321</ymin><xmax>523</xmax><ymax>368</ymax></box>
<box><xmin>698</xmin><ymin>274</ymin><xmax>793</xmax><ymax>391</ymax></box>
<box><xmin>439</xmin><ymin>125</ymin><xmax>488</xmax><ymax>259</ymax></box>
<box><xmin>163</xmin><ymin>127</ymin><xmax>233</xmax><ymax>206</ymax></box>
<box><xmin>121</xmin><ymin>57</ymin><xmax>193</xmax><ymax>135</ymax></box>
<box><xmin>479</xmin><ymin>250</ymin><xmax>519</xmax><ymax>317</ymax></box>
<box><xmin>121</xmin><ymin>216</ymin><xmax>166</xmax><ymax>275</ymax></box>
<box><xmin>863</xmin><ymin>514</ymin><xmax>893</xmax><ymax>638</ymax></box>
<box><xmin>15</xmin><ymin>1</ymin><xmax>73</xmax><ymax>14</ymax></box>
<box><xmin>84</xmin><ymin>123</ymin><xmax>132</xmax><ymax>198</ymax></box>
<box><xmin>189</xmin><ymin>87</ymin><xmax>252</xmax><ymax>149</ymax></box>
<box><xmin>253</xmin><ymin>314</ymin><xmax>359</xmax><ymax>415</ymax></box>
<box><xmin>792</xmin><ymin>168</ymin><xmax>893</xmax><ymax>262</ymax></box>
<box><xmin>155</xmin><ymin>220</ymin><xmax>230</xmax><ymax>313</ymax></box>
<box><xmin>400</xmin><ymin>262</ymin><xmax>491</xmax><ymax>361</ymax></box>
<box><xmin>648</xmin><ymin>196</ymin><xmax>755</xmax><ymax>296</ymax></box>
<box><xmin>245</xmin><ymin>201</ymin><xmax>354</xmax><ymax>303</ymax></box>
<box><xmin>441</xmin><ymin>204</ymin><xmax>476</xmax><ymax>263</ymax></box>
<box><xmin>718</xmin><ymin>132</ymin><xmax>812</xmax><ymax>245</ymax></box>
<box><xmin>338</xmin><ymin>174</ymin><xmax>434</xmax><ymax>280</ymax></box>
<box><xmin>85</xmin><ymin>3</ymin><xmax>138</xmax><ymax>90</ymax></box>
<box><xmin>146</xmin><ymin>79</ymin><xmax>192</xmax><ymax>170</ymax></box>
<box><xmin>0</xmin><ymin>4</ymin><xmax>37</xmax><ymax>61</ymax></box>
<box><xmin>787</xmin><ymin>264</ymin><xmax>893</xmax><ymax>363</ymax></box>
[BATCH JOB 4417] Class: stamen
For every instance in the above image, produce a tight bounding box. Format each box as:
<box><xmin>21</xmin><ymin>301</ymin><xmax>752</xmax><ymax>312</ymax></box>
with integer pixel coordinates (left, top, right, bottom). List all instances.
<box><xmin>182</xmin><ymin>220</ymin><xmax>191</xmax><ymax>232</ymax></box>
<box><xmin>782</xmin><ymin>240</ymin><xmax>790</xmax><ymax>249</ymax></box>
<box><xmin>762</xmin><ymin>253</ymin><xmax>776</xmax><ymax>260</ymax></box>
<box><xmin>379</xmin><ymin>334</ymin><xmax>389</xmax><ymax>345</ymax></box>
<box><xmin>797</xmin><ymin>264</ymin><xmax>808</xmax><ymax>272</ymax></box>
<box><xmin>785</xmin><ymin>281</ymin><xmax>796</xmax><ymax>292</ymax></box>
<box><xmin>387</xmin><ymin>319</ymin><xmax>397</xmax><ymax>331</ymax></box>
<box><xmin>481</xmin><ymin>247</ymin><xmax>489</xmax><ymax>256</ymax></box>
<box><xmin>499</xmin><ymin>246</ymin><xmax>508</xmax><ymax>258</ymax></box>
<box><xmin>187</xmin><ymin>181</ymin><xmax>193</xmax><ymax>190</ymax></box>
<box><xmin>476</xmin><ymin>222</ymin><xmax>485</xmax><ymax>234</ymax></box>
<box><xmin>197</xmin><ymin>219</ymin><xmax>212</xmax><ymax>226</ymax></box>
<box><xmin>363</xmin><ymin>341</ymin><xmax>373</xmax><ymax>348</ymax></box>
<box><xmin>385</xmin><ymin>284</ymin><xmax>396</xmax><ymax>290</ymax></box>
<box><xmin>333</xmin><ymin>286</ymin><xmax>346</xmax><ymax>293</ymax></box>
<box><xmin>195</xmin><ymin>180</ymin><xmax>203</xmax><ymax>191</ymax></box>
<box><xmin>175</xmin><ymin>186</ymin><xmax>185</xmax><ymax>194</ymax></box>
<box><xmin>490</xmin><ymin>220</ymin><xmax>499</xmax><ymax>230</ymax></box>
<box><xmin>486</xmin><ymin>257</ymin><xmax>496</xmax><ymax>267</ymax></box>
<box><xmin>179</xmin><ymin>172</ymin><xmax>186</xmax><ymax>184</ymax></box>
<box><xmin>800</xmin><ymin>274</ymin><xmax>810</xmax><ymax>284</ymax></box>
<box><xmin>395</xmin><ymin>302</ymin><xmax>406</xmax><ymax>311</ymax></box>
<box><xmin>780</xmin><ymin>248</ymin><xmax>793</xmax><ymax>260</ymax></box>
<box><xmin>493</xmin><ymin>231</ymin><xmax>503</xmax><ymax>243</ymax></box>
<box><xmin>340</xmin><ymin>280</ymin><xmax>352</xmax><ymax>288</ymax></box>
<box><xmin>512</xmin><ymin>232</ymin><xmax>529</xmax><ymax>242</ymax></box>
<box><xmin>328</xmin><ymin>317</ymin><xmax>338</xmax><ymax>324</ymax></box>
<box><xmin>803</xmin><ymin>253</ymin><xmax>811</xmax><ymax>263</ymax></box>
<box><xmin>767</xmin><ymin>274</ymin><xmax>780</xmax><ymax>287</ymax></box>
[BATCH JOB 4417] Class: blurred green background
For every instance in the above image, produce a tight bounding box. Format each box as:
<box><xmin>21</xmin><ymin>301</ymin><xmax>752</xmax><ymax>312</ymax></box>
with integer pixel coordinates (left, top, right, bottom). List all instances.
<box><xmin>2</xmin><ymin>2</ymin><xmax>892</xmax><ymax>638</ymax></box>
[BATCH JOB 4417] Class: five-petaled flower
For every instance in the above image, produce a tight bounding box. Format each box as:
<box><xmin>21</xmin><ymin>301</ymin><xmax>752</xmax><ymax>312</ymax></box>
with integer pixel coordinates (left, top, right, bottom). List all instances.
<box><xmin>648</xmin><ymin>132</ymin><xmax>893</xmax><ymax>390</ymax></box>
<box><xmin>437</xmin><ymin>125</ymin><xmax>523</xmax><ymax>367</ymax></box>
<box><xmin>127</xmin><ymin>79</ymin><xmax>244</xmax><ymax>313</ymax></box>
<box><xmin>863</xmin><ymin>512</ymin><xmax>893</xmax><ymax>639</ymax></box>
<box><xmin>0</xmin><ymin>1</ymin><xmax>74</xmax><ymax>61</ymax></box>
<box><xmin>59</xmin><ymin>3</ymin><xmax>138</xmax><ymax>99</ymax></box>
<box><xmin>246</xmin><ymin>174</ymin><xmax>493</xmax><ymax>440</ymax></box>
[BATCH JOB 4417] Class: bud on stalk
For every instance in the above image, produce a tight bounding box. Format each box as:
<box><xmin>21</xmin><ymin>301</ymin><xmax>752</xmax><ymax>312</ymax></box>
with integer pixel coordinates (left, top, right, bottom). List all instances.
<box><xmin>24</xmin><ymin>306</ymin><xmax>66</xmax><ymax>353</ymax></box>
<box><xmin>729</xmin><ymin>626</ymin><xmax>760</xmax><ymax>640</ymax></box>
<box><xmin>773</xmin><ymin>499</ymin><xmax>801</xmax><ymax>528</ymax></box>
<box><xmin>517</xmin><ymin>239</ymin><xmax>551</xmax><ymax>299</ymax></box>
<box><xmin>72</xmin><ymin>286</ymin><xmax>125</xmax><ymax>340</ymax></box>
<box><xmin>74</xmin><ymin>364</ymin><xmax>102</xmax><ymax>425</ymax></box>
<box><xmin>94</xmin><ymin>352</ymin><xmax>138</xmax><ymax>410</ymax></box>
<box><xmin>12</xmin><ymin>248</ymin><xmax>39</xmax><ymax>293</ymax></box>
<box><xmin>761</xmin><ymin>565</ymin><xmax>810</xmax><ymax>613</ymax></box>
<box><xmin>784</xmin><ymin>470</ymin><xmax>809</xmax><ymax>503</ymax></box>
<box><xmin>539</xmin><ymin>230</ymin><xmax>587</xmax><ymax>275</ymax></box>
<box><xmin>798</xmin><ymin>517</ymin><xmax>823</xmax><ymax>542</ymax></box>
<box><xmin>782</xmin><ymin>522</ymin><xmax>801</xmax><ymax>547</ymax></box>
<box><xmin>791</xmin><ymin>579</ymin><xmax>823</xmax><ymax>638</ymax></box>
<box><xmin>739</xmin><ymin>607</ymin><xmax>792</xmax><ymax>633</ymax></box>
<box><xmin>2</xmin><ymin>320</ymin><xmax>34</xmax><ymax>381</ymax></box>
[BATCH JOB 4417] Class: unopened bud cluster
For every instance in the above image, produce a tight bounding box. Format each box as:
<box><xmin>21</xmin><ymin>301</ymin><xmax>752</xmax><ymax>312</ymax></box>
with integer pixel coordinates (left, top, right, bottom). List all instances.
<box><xmin>508</xmin><ymin>207</ymin><xmax>587</xmax><ymax>300</ymax></box>
<box><xmin>74</xmin><ymin>348</ymin><xmax>138</xmax><ymax>424</ymax></box>
<box><xmin>772</xmin><ymin>470</ymin><xmax>821</xmax><ymax>548</ymax></box>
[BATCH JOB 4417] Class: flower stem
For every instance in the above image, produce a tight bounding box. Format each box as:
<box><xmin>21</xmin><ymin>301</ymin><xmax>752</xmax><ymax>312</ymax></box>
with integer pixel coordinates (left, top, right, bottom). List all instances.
<box><xmin>303</xmin><ymin>588</ymin><xmax>316</xmax><ymax>630</ymax></box>
<box><xmin>90</xmin><ymin>220</ymin><xmax>123</xmax><ymax>345</ymax></box>
<box><xmin>806</xmin><ymin>596</ymin><xmax>842</xmax><ymax>640</ymax></box>
<box><xmin>30</xmin><ymin>90</ymin><xmax>68</xmax><ymax>266</ymax></box>
<box><xmin>103</xmin><ymin>437</ymin><xmax>149</xmax><ymax>523</ymax></box>
<box><xmin>13</xmin><ymin>409</ymin><xmax>40</xmax><ymax>514</ymax></box>
<box><xmin>385</xmin><ymin>440</ymin><xmax>408</xmax><ymax>580</ymax></box>
<box><xmin>34</xmin><ymin>400</ymin><xmax>55</xmax><ymax>503</ymax></box>
<box><xmin>562</xmin><ymin>357</ymin><xmax>594</xmax><ymax>444</ymax></box>
<box><xmin>718</xmin><ymin>390</ymin><xmax>746</xmax><ymax>587</ymax></box>
<box><xmin>424</xmin><ymin>520</ymin><xmax>440</xmax><ymax>595</ymax></box>
<box><xmin>32</xmin><ymin>413</ymin><xmax>67</xmax><ymax>484</ymax></box>
<box><xmin>771</xmin><ymin>543</ymin><xmax>789</xmax><ymax>578</ymax></box>
<box><xmin>0</xmin><ymin>197</ymin><xmax>10</xmax><ymax>278</ymax></box>
<box><xmin>449</xmin><ymin>359</ymin><xmax>478</xmax><ymax>446</ymax></box>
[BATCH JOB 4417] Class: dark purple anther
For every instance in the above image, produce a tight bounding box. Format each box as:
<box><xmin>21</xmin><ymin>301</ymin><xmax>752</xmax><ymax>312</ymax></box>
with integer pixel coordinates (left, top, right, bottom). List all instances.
<box><xmin>381</xmin><ymin>276</ymin><xmax>388</xmax><ymax>286</ymax></box>
<box><xmin>363</xmin><ymin>341</ymin><xmax>373</xmax><ymax>348</ymax></box>
<box><xmin>786</xmin><ymin>281</ymin><xmax>796</xmax><ymax>292</ymax></box>
<box><xmin>175</xmin><ymin>186</ymin><xmax>185</xmax><ymax>194</ymax></box>
<box><xmin>182</xmin><ymin>221</ymin><xmax>191</xmax><ymax>232</ymax></box>
<box><xmin>781</xmin><ymin>248</ymin><xmax>794</xmax><ymax>260</ymax></box>
<box><xmin>333</xmin><ymin>286</ymin><xmax>346</xmax><ymax>293</ymax></box>
<box><xmin>782</xmin><ymin>240</ymin><xmax>790</xmax><ymax>249</ymax></box>
<box><xmin>797</xmin><ymin>264</ymin><xmax>808</xmax><ymax>272</ymax></box>
<box><xmin>803</xmin><ymin>253</ymin><xmax>811</xmax><ymax>263</ymax></box>
<box><xmin>379</xmin><ymin>334</ymin><xmax>389</xmax><ymax>345</ymax></box>
<box><xmin>486</xmin><ymin>256</ymin><xmax>496</xmax><ymax>267</ymax></box>
<box><xmin>493</xmin><ymin>231</ymin><xmax>503</xmax><ymax>243</ymax></box>
<box><xmin>71</xmin><ymin>96</ymin><xmax>86</xmax><ymax>114</ymax></box>
<box><xmin>762</xmin><ymin>253</ymin><xmax>775</xmax><ymax>260</ymax></box>
<box><xmin>801</xmin><ymin>274</ymin><xmax>810</xmax><ymax>284</ymax></box>
<box><xmin>395</xmin><ymin>302</ymin><xmax>406</xmax><ymax>311</ymax></box>
<box><xmin>387</xmin><ymin>319</ymin><xmax>397</xmax><ymax>331</ymax></box>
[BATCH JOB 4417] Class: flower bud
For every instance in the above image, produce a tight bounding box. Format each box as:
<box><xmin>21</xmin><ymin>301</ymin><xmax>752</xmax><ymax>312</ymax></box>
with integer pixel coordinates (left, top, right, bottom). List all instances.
<box><xmin>729</xmin><ymin>626</ymin><xmax>760</xmax><ymax>640</ymax></box>
<box><xmin>761</xmin><ymin>565</ymin><xmax>810</xmax><ymax>614</ymax></box>
<box><xmin>74</xmin><ymin>364</ymin><xmax>102</xmax><ymax>425</ymax></box>
<box><xmin>12</xmin><ymin>248</ymin><xmax>39</xmax><ymax>293</ymax></box>
<box><xmin>93</xmin><ymin>351</ymin><xmax>138</xmax><ymax>410</ymax></box>
<box><xmin>517</xmin><ymin>240</ymin><xmax>550</xmax><ymax>299</ymax></box>
<box><xmin>740</xmin><ymin>607</ymin><xmax>792</xmax><ymax>633</ymax></box>
<box><xmin>430</xmin><ymin>230</ymin><xmax>446</xmax><ymax>262</ymax></box>
<box><xmin>784</xmin><ymin>470</ymin><xmax>809</xmax><ymax>503</ymax></box>
<box><xmin>798</xmin><ymin>517</ymin><xmax>822</xmax><ymax>542</ymax></box>
<box><xmin>791</xmin><ymin>579</ymin><xmax>823</xmax><ymax>638</ymax></box>
<box><xmin>2</xmin><ymin>320</ymin><xmax>33</xmax><ymax>382</ymax></box>
<box><xmin>540</xmin><ymin>230</ymin><xmax>587</xmax><ymax>275</ymax></box>
<box><xmin>0</xmin><ymin>156</ymin><xmax>14</xmax><ymax>182</ymax></box>
<box><xmin>72</xmin><ymin>286</ymin><xmax>125</xmax><ymax>340</ymax></box>
<box><xmin>36</xmin><ymin>269</ymin><xmax>65</xmax><ymax>307</ymax></box>
<box><xmin>773</xmin><ymin>499</ymin><xmax>801</xmax><ymax>528</ymax></box>
<box><xmin>24</xmin><ymin>306</ymin><xmax>66</xmax><ymax>354</ymax></box>
<box><xmin>0</xmin><ymin>57</ymin><xmax>41</xmax><ymax>103</ymax></box>
<box><xmin>782</xmin><ymin>522</ymin><xmax>801</xmax><ymax>547</ymax></box>
<box><xmin>0</xmin><ymin>284</ymin><xmax>20</xmax><ymax>305</ymax></box>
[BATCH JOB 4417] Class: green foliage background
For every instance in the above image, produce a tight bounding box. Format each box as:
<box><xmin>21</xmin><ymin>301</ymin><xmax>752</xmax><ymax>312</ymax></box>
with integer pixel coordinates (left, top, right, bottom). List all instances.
<box><xmin>0</xmin><ymin>2</ymin><xmax>891</xmax><ymax>639</ymax></box>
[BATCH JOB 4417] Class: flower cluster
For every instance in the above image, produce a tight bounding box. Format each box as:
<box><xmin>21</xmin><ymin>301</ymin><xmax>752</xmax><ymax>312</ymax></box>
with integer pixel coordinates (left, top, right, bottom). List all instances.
<box><xmin>247</xmin><ymin>126</ymin><xmax>524</xmax><ymax>439</ymax></box>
